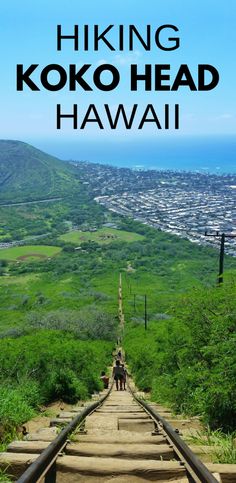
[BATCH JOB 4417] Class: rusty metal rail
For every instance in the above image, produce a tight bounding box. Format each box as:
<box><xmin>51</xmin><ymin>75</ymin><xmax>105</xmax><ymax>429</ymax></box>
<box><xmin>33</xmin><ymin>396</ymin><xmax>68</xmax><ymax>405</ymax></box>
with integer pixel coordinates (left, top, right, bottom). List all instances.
<box><xmin>16</xmin><ymin>376</ymin><xmax>219</xmax><ymax>483</ymax></box>
<box><xmin>17</xmin><ymin>381</ymin><xmax>114</xmax><ymax>483</ymax></box>
<box><xmin>129</xmin><ymin>383</ymin><xmax>218</xmax><ymax>483</ymax></box>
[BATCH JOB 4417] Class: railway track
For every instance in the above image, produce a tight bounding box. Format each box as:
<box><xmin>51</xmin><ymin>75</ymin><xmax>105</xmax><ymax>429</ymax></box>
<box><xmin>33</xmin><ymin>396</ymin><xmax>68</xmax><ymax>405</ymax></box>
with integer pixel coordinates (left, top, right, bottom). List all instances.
<box><xmin>1</xmin><ymin>377</ymin><xmax>236</xmax><ymax>482</ymax></box>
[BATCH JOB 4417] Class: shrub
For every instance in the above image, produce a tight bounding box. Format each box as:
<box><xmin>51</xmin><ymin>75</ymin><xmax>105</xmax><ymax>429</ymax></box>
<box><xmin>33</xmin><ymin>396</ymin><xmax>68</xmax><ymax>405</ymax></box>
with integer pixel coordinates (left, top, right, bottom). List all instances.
<box><xmin>125</xmin><ymin>282</ymin><xmax>236</xmax><ymax>432</ymax></box>
<box><xmin>43</xmin><ymin>368</ymin><xmax>89</xmax><ymax>403</ymax></box>
<box><xmin>27</xmin><ymin>307</ymin><xmax>117</xmax><ymax>341</ymax></box>
<box><xmin>0</xmin><ymin>386</ymin><xmax>36</xmax><ymax>434</ymax></box>
<box><xmin>0</xmin><ymin>331</ymin><xmax>112</xmax><ymax>439</ymax></box>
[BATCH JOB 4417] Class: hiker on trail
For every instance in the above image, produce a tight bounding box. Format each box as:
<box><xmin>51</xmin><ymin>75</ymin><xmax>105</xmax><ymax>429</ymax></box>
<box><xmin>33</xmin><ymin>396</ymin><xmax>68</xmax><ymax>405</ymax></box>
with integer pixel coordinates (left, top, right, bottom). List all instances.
<box><xmin>117</xmin><ymin>349</ymin><xmax>122</xmax><ymax>361</ymax></box>
<box><xmin>112</xmin><ymin>360</ymin><xmax>124</xmax><ymax>391</ymax></box>
<box><xmin>100</xmin><ymin>371</ymin><xmax>109</xmax><ymax>389</ymax></box>
<box><xmin>121</xmin><ymin>364</ymin><xmax>127</xmax><ymax>390</ymax></box>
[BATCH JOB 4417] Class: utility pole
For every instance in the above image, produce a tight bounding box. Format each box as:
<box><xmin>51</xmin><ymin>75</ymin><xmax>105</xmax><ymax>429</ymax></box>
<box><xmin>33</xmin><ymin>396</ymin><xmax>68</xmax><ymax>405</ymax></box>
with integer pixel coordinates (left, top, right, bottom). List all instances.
<box><xmin>205</xmin><ymin>231</ymin><xmax>236</xmax><ymax>285</ymax></box>
<box><xmin>144</xmin><ymin>294</ymin><xmax>147</xmax><ymax>330</ymax></box>
<box><xmin>133</xmin><ymin>294</ymin><xmax>136</xmax><ymax>313</ymax></box>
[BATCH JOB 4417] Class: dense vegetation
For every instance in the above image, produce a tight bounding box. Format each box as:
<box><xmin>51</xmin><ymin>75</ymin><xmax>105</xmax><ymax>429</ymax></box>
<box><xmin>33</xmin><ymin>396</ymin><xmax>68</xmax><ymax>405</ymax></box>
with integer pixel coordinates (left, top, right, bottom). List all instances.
<box><xmin>0</xmin><ymin>141</ymin><xmax>236</xmax><ymax>457</ymax></box>
<box><xmin>0</xmin><ymin>332</ymin><xmax>112</xmax><ymax>447</ymax></box>
<box><xmin>1</xmin><ymin>219</ymin><xmax>236</xmax><ymax>334</ymax></box>
<box><xmin>0</xmin><ymin>140</ymin><xmax>79</xmax><ymax>203</ymax></box>
<box><xmin>0</xmin><ymin>187</ymin><xmax>105</xmax><ymax>242</ymax></box>
<box><xmin>1</xmin><ymin>218</ymin><xmax>236</xmax><ymax>435</ymax></box>
<box><xmin>124</xmin><ymin>280</ymin><xmax>236</xmax><ymax>431</ymax></box>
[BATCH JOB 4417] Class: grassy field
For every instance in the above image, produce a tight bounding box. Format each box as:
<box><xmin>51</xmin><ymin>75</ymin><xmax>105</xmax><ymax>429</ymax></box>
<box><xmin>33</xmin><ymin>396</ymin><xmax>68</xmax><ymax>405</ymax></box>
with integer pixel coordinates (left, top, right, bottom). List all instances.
<box><xmin>0</xmin><ymin>245</ymin><xmax>61</xmax><ymax>261</ymax></box>
<box><xmin>0</xmin><ymin>221</ymin><xmax>235</xmax><ymax>337</ymax></box>
<box><xmin>60</xmin><ymin>228</ymin><xmax>144</xmax><ymax>245</ymax></box>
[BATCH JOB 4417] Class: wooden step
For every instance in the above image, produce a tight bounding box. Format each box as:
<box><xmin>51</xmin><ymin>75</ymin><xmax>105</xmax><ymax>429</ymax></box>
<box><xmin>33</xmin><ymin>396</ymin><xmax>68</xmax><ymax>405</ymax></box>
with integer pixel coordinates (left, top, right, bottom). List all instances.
<box><xmin>207</xmin><ymin>464</ymin><xmax>236</xmax><ymax>483</ymax></box>
<box><xmin>25</xmin><ymin>428</ymin><xmax>59</xmax><ymax>442</ymax></box>
<box><xmin>74</xmin><ymin>434</ymin><xmax>166</xmax><ymax>445</ymax></box>
<box><xmin>0</xmin><ymin>452</ymin><xmax>186</xmax><ymax>480</ymax></box>
<box><xmin>96</xmin><ymin>413</ymin><xmax>150</xmax><ymax>419</ymax></box>
<box><xmin>57</xmin><ymin>476</ymin><xmax>189</xmax><ymax>483</ymax></box>
<box><xmin>57</xmin><ymin>411</ymin><xmax>82</xmax><ymax>418</ymax></box>
<box><xmin>7</xmin><ymin>441</ymin><xmax>49</xmax><ymax>453</ymax></box>
<box><xmin>102</xmin><ymin>398</ymin><xmax>137</xmax><ymax>408</ymax></box>
<box><xmin>6</xmin><ymin>441</ymin><xmax>174</xmax><ymax>460</ymax></box>
<box><xmin>98</xmin><ymin>405</ymin><xmax>141</xmax><ymax>409</ymax></box>
<box><xmin>148</xmin><ymin>406</ymin><xmax>173</xmax><ymax>415</ymax></box>
<box><xmin>66</xmin><ymin>443</ymin><xmax>175</xmax><ymax>460</ymax></box>
<box><xmin>118</xmin><ymin>418</ymin><xmax>155</xmax><ymax>432</ymax></box>
<box><xmin>50</xmin><ymin>418</ymin><xmax>72</xmax><ymax>426</ymax></box>
<box><xmin>96</xmin><ymin>408</ymin><xmax>144</xmax><ymax>413</ymax></box>
<box><xmin>56</xmin><ymin>455</ymin><xmax>186</xmax><ymax>480</ymax></box>
<box><xmin>0</xmin><ymin>453</ymin><xmax>38</xmax><ymax>480</ymax></box>
<box><xmin>24</xmin><ymin>431</ymin><xmax>166</xmax><ymax>445</ymax></box>
<box><xmin>3</xmin><ymin>453</ymin><xmax>236</xmax><ymax>483</ymax></box>
<box><xmin>69</xmin><ymin>406</ymin><xmax>87</xmax><ymax>412</ymax></box>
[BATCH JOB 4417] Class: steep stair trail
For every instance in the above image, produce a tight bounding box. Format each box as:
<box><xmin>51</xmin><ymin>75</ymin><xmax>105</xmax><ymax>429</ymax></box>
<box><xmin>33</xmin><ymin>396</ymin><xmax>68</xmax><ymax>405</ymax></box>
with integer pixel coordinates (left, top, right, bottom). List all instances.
<box><xmin>1</xmin><ymin>382</ymin><xmax>236</xmax><ymax>482</ymax></box>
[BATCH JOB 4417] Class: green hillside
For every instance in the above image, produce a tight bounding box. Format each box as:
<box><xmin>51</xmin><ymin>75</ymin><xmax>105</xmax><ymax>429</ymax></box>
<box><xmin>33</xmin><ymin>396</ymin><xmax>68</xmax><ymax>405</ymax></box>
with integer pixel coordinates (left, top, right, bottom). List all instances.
<box><xmin>0</xmin><ymin>141</ymin><xmax>236</xmax><ymax>458</ymax></box>
<box><xmin>0</xmin><ymin>140</ymin><xmax>79</xmax><ymax>203</ymax></box>
<box><xmin>0</xmin><ymin>140</ymin><xmax>105</xmax><ymax>242</ymax></box>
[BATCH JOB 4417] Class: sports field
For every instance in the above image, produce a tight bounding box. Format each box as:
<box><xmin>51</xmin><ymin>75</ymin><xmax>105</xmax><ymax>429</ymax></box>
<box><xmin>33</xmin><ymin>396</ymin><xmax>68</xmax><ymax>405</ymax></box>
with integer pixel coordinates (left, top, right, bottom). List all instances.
<box><xmin>60</xmin><ymin>228</ymin><xmax>144</xmax><ymax>245</ymax></box>
<box><xmin>0</xmin><ymin>245</ymin><xmax>61</xmax><ymax>261</ymax></box>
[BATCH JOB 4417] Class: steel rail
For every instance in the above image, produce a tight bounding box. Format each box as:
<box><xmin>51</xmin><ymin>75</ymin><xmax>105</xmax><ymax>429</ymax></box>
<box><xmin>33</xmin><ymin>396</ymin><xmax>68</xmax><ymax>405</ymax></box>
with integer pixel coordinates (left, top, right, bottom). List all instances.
<box><xmin>17</xmin><ymin>380</ymin><xmax>114</xmax><ymax>483</ymax></box>
<box><xmin>129</xmin><ymin>382</ymin><xmax>218</xmax><ymax>483</ymax></box>
<box><xmin>16</xmin><ymin>374</ymin><xmax>218</xmax><ymax>483</ymax></box>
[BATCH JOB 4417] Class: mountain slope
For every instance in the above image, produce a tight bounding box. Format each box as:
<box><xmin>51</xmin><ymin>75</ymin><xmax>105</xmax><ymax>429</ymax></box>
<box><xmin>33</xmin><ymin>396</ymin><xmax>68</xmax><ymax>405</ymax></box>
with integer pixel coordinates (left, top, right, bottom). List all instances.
<box><xmin>0</xmin><ymin>140</ymin><xmax>79</xmax><ymax>203</ymax></box>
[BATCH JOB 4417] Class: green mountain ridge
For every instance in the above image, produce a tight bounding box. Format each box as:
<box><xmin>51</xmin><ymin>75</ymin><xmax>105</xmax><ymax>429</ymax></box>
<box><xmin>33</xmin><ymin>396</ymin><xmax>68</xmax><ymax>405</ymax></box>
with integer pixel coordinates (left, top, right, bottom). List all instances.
<box><xmin>0</xmin><ymin>140</ymin><xmax>79</xmax><ymax>203</ymax></box>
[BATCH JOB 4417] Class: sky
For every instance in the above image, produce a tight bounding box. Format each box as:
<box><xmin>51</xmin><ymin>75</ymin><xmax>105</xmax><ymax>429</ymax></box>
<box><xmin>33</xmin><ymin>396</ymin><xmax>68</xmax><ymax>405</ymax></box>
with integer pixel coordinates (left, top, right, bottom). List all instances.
<box><xmin>0</xmin><ymin>0</ymin><xmax>236</xmax><ymax>151</ymax></box>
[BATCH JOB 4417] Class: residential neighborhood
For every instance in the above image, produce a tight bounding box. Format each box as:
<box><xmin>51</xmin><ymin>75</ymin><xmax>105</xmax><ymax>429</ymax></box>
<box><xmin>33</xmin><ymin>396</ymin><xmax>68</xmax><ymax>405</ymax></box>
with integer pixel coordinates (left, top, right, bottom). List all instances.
<box><xmin>72</xmin><ymin>161</ymin><xmax>236</xmax><ymax>255</ymax></box>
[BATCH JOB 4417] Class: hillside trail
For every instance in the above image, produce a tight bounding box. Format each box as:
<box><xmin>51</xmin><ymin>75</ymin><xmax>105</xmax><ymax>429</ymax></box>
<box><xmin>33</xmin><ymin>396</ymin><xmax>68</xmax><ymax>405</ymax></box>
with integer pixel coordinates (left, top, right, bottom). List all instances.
<box><xmin>1</xmin><ymin>275</ymin><xmax>235</xmax><ymax>481</ymax></box>
<box><xmin>58</xmin><ymin>385</ymin><xmax>189</xmax><ymax>482</ymax></box>
<box><xmin>4</xmin><ymin>379</ymin><xmax>233</xmax><ymax>482</ymax></box>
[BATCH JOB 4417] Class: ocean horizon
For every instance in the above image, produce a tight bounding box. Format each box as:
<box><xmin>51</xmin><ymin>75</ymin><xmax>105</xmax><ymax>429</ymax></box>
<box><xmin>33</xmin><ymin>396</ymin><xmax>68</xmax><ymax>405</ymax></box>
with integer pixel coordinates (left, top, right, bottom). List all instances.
<box><xmin>33</xmin><ymin>135</ymin><xmax>236</xmax><ymax>175</ymax></box>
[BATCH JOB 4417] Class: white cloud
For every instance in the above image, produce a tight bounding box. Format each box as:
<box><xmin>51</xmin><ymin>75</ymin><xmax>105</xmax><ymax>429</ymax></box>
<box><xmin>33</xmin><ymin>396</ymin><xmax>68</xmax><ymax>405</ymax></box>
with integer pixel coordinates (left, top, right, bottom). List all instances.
<box><xmin>96</xmin><ymin>51</ymin><xmax>143</xmax><ymax>67</ymax></box>
<box><xmin>212</xmin><ymin>114</ymin><xmax>234</xmax><ymax>121</ymax></box>
<box><xmin>96</xmin><ymin>59</ymin><xmax>108</xmax><ymax>66</ymax></box>
<box><xmin>115</xmin><ymin>50</ymin><xmax>143</xmax><ymax>66</ymax></box>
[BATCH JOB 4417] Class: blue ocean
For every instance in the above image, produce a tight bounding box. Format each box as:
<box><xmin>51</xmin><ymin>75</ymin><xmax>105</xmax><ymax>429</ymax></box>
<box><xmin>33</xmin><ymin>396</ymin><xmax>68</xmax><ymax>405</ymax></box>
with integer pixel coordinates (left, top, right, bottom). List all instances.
<box><xmin>36</xmin><ymin>135</ymin><xmax>236</xmax><ymax>174</ymax></box>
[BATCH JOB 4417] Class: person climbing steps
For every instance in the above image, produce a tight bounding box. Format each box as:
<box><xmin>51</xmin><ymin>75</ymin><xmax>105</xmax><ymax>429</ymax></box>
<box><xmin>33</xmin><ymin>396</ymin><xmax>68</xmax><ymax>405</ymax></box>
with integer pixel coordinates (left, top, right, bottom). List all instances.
<box><xmin>112</xmin><ymin>360</ymin><xmax>124</xmax><ymax>391</ymax></box>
